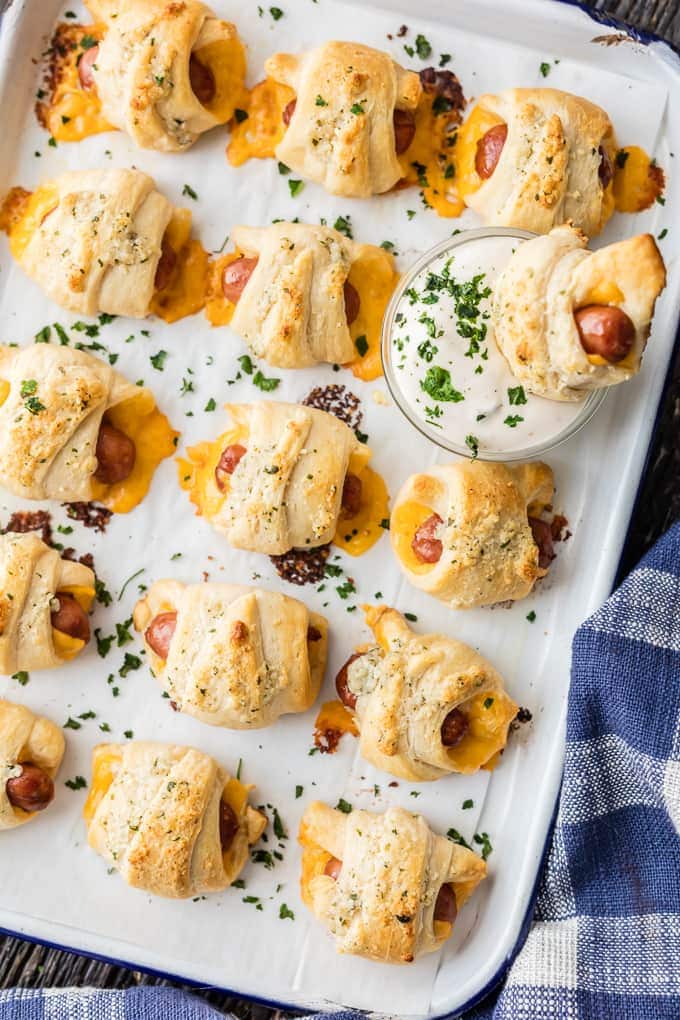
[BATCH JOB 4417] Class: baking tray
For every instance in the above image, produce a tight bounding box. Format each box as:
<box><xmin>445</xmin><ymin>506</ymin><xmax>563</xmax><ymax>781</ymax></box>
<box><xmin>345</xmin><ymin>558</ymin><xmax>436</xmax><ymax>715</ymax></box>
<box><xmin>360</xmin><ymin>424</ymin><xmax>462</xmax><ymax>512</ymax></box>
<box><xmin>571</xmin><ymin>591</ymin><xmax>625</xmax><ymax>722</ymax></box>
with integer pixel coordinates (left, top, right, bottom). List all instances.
<box><xmin>0</xmin><ymin>1</ymin><xmax>678</xmax><ymax>1016</ymax></box>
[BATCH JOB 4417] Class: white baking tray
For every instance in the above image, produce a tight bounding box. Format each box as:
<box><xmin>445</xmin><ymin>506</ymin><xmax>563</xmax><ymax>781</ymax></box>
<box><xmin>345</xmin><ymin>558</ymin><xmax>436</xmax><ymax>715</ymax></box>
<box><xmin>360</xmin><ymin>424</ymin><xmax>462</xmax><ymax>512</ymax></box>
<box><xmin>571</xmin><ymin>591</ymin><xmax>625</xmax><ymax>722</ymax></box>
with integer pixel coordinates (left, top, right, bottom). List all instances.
<box><xmin>0</xmin><ymin>1</ymin><xmax>678</xmax><ymax>1016</ymax></box>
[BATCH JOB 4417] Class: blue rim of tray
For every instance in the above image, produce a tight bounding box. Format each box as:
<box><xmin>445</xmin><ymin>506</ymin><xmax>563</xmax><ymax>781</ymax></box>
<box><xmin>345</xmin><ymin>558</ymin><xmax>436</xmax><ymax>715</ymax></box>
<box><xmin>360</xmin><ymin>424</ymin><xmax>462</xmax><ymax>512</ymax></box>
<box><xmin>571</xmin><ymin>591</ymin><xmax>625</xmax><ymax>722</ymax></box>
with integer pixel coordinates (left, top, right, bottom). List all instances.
<box><xmin>0</xmin><ymin>2</ymin><xmax>678</xmax><ymax>1017</ymax></box>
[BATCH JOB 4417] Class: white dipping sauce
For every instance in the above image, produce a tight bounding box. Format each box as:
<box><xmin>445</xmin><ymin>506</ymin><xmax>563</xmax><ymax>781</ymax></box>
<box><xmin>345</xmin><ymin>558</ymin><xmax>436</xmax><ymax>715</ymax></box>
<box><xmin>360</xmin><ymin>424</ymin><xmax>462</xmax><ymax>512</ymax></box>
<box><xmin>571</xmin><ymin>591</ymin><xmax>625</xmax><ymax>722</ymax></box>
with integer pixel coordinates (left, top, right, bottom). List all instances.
<box><xmin>388</xmin><ymin>234</ymin><xmax>586</xmax><ymax>456</ymax></box>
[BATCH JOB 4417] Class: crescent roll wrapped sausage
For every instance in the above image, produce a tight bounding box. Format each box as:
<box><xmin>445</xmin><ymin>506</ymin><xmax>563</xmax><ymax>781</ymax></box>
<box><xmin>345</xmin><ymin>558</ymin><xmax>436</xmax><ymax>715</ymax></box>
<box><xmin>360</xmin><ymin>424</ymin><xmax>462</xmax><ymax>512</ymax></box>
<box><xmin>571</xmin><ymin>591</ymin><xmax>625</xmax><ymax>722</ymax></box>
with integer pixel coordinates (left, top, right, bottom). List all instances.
<box><xmin>456</xmin><ymin>88</ymin><xmax>617</xmax><ymax>235</ymax></box>
<box><xmin>217</xmin><ymin>222</ymin><xmax>395</xmax><ymax>369</ymax></box>
<box><xmin>492</xmin><ymin>224</ymin><xmax>666</xmax><ymax>400</ymax></box>
<box><xmin>266</xmin><ymin>41</ymin><xmax>421</xmax><ymax>197</ymax></box>
<box><xmin>179</xmin><ymin>401</ymin><xmax>375</xmax><ymax>555</ymax></box>
<box><xmin>0</xmin><ymin>534</ymin><xmax>95</xmax><ymax>672</ymax></box>
<box><xmin>0</xmin><ymin>169</ymin><xmax>197</xmax><ymax>318</ymax></box>
<box><xmin>0</xmin><ymin>343</ymin><xmax>177</xmax><ymax>513</ymax></box>
<box><xmin>133</xmin><ymin>580</ymin><xmax>328</xmax><ymax>728</ymax></box>
<box><xmin>84</xmin><ymin>0</ymin><xmax>246</xmax><ymax>151</ymax></box>
<box><xmin>391</xmin><ymin>461</ymin><xmax>555</xmax><ymax>609</ymax></box>
<box><xmin>0</xmin><ymin>699</ymin><xmax>65</xmax><ymax>830</ymax></box>
<box><xmin>299</xmin><ymin>801</ymin><xmax>486</xmax><ymax>963</ymax></box>
<box><xmin>336</xmin><ymin>606</ymin><xmax>518</xmax><ymax>780</ymax></box>
<box><xmin>84</xmin><ymin>741</ymin><xmax>267</xmax><ymax>898</ymax></box>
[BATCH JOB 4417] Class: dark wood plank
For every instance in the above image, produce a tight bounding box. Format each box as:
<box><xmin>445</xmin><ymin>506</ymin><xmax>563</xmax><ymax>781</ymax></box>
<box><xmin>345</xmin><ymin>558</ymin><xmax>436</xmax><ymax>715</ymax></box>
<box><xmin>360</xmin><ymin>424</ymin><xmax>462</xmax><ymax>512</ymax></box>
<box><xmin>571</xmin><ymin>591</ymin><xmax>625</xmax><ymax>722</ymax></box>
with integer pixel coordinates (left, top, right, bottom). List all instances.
<box><xmin>1</xmin><ymin>2</ymin><xmax>678</xmax><ymax>1015</ymax></box>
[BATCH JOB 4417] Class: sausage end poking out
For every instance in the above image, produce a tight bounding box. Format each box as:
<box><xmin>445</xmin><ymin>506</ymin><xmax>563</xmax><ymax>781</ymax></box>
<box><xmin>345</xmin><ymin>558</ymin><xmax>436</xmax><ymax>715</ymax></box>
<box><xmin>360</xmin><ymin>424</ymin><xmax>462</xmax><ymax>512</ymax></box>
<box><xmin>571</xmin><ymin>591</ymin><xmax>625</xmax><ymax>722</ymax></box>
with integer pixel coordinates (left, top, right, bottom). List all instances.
<box><xmin>411</xmin><ymin>512</ymin><xmax>443</xmax><ymax>564</ymax></box>
<box><xmin>343</xmin><ymin>280</ymin><xmax>361</xmax><ymax>326</ymax></box>
<box><xmin>574</xmin><ymin>305</ymin><xmax>635</xmax><ymax>363</ymax></box>
<box><xmin>51</xmin><ymin>592</ymin><xmax>90</xmax><ymax>644</ymax></box>
<box><xmin>598</xmin><ymin>145</ymin><xmax>614</xmax><ymax>190</ymax></box>
<box><xmin>282</xmin><ymin>98</ymin><xmax>297</xmax><ymax>126</ymax></box>
<box><xmin>154</xmin><ymin>239</ymin><xmax>177</xmax><ymax>292</ymax></box>
<box><xmin>219</xmin><ymin>800</ymin><xmax>239</xmax><ymax>853</ymax></box>
<box><xmin>528</xmin><ymin>516</ymin><xmax>555</xmax><ymax>570</ymax></box>
<box><xmin>78</xmin><ymin>44</ymin><xmax>99</xmax><ymax>91</ymax></box>
<box><xmin>475</xmin><ymin>123</ymin><xmax>508</xmax><ymax>180</ymax></box>
<box><xmin>434</xmin><ymin>883</ymin><xmax>458</xmax><ymax>925</ymax></box>
<box><xmin>214</xmin><ymin>444</ymin><xmax>247</xmax><ymax>492</ymax></box>
<box><xmin>335</xmin><ymin>652</ymin><xmax>363</xmax><ymax>710</ymax></box>
<box><xmin>189</xmin><ymin>53</ymin><xmax>216</xmax><ymax>106</ymax></box>
<box><xmin>393</xmin><ymin>108</ymin><xmax>416</xmax><ymax>155</ymax></box>
<box><xmin>94</xmin><ymin>422</ymin><xmax>136</xmax><ymax>486</ymax></box>
<box><xmin>222</xmin><ymin>257</ymin><xmax>259</xmax><ymax>304</ymax></box>
<box><xmin>341</xmin><ymin>473</ymin><xmax>362</xmax><ymax>517</ymax></box>
<box><xmin>6</xmin><ymin>764</ymin><xmax>54</xmax><ymax>813</ymax></box>
<box><xmin>145</xmin><ymin>611</ymin><xmax>178</xmax><ymax>660</ymax></box>
<box><xmin>440</xmin><ymin>707</ymin><xmax>469</xmax><ymax>748</ymax></box>
<box><xmin>324</xmin><ymin>856</ymin><xmax>342</xmax><ymax>880</ymax></box>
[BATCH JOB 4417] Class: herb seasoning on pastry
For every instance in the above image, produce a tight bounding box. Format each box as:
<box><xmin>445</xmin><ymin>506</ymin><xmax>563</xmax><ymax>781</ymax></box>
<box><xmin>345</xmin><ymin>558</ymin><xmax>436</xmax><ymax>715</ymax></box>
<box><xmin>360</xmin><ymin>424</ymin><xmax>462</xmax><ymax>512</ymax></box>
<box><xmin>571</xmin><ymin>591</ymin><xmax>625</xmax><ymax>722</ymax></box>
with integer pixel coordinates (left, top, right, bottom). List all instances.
<box><xmin>492</xmin><ymin>224</ymin><xmax>666</xmax><ymax>400</ymax></box>
<box><xmin>37</xmin><ymin>1</ymin><xmax>246</xmax><ymax>151</ymax></box>
<box><xmin>84</xmin><ymin>741</ymin><xmax>267</xmax><ymax>898</ymax></box>
<box><xmin>0</xmin><ymin>533</ymin><xmax>95</xmax><ymax>672</ymax></box>
<box><xmin>0</xmin><ymin>699</ymin><xmax>65</xmax><ymax>829</ymax></box>
<box><xmin>299</xmin><ymin>800</ymin><xmax>486</xmax><ymax>963</ymax></box>
<box><xmin>391</xmin><ymin>460</ymin><xmax>555</xmax><ymax>609</ymax></box>
<box><xmin>0</xmin><ymin>169</ymin><xmax>208</xmax><ymax>323</ymax></box>
<box><xmin>335</xmin><ymin>606</ymin><xmax>518</xmax><ymax>779</ymax></box>
<box><xmin>178</xmin><ymin>401</ymin><xmax>388</xmax><ymax>557</ymax></box>
<box><xmin>134</xmin><ymin>580</ymin><xmax>328</xmax><ymax>728</ymax></box>
<box><xmin>455</xmin><ymin>88</ymin><xmax>663</xmax><ymax>235</ymax></box>
<box><xmin>0</xmin><ymin>344</ymin><xmax>178</xmax><ymax>513</ymax></box>
<box><xmin>205</xmin><ymin>221</ymin><xmax>398</xmax><ymax>377</ymax></box>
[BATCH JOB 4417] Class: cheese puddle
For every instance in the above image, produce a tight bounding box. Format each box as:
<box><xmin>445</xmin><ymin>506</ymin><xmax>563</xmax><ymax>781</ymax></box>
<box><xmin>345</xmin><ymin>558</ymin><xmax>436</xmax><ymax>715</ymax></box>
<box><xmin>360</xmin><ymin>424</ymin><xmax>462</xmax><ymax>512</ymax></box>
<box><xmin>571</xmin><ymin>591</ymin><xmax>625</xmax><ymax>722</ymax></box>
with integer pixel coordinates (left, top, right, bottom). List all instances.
<box><xmin>387</xmin><ymin>233</ymin><xmax>585</xmax><ymax>455</ymax></box>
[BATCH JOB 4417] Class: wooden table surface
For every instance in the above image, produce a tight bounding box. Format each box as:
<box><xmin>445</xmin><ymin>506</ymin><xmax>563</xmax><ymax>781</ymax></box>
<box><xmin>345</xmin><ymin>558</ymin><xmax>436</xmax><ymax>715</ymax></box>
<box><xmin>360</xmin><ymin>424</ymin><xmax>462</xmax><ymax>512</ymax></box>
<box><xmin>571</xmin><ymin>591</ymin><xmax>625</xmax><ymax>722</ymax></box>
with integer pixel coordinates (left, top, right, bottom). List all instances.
<box><xmin>1</xmin><ymin>1</ymin><xmax>678</xmax><ymax>1016</ymax></box>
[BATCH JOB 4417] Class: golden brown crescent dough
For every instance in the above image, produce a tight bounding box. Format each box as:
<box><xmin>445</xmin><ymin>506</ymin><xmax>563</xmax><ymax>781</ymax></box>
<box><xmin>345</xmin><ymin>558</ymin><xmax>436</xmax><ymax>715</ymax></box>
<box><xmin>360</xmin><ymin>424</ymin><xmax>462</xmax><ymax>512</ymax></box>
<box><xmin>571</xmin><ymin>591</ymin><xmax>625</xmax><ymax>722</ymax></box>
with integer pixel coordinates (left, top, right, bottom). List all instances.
<box><xmin>85</xmin><ymin>0</ymin><xmax>246</xmax><ymax>151</ymax></box>
<box><xmin>230</xmin><ymin>222</ymin><xmax>373</xmax><ymax>368</ymax></box>
<box><xmin>299</xmin><ymin>801</ymin><xmax>486</xmax><ymax>963</ymax></box>
<box><xmin>344</xmin><ymin>606</ymin><xmax>518</xmax><ymax>780</ymax></box>
<box><xmin>391</xmin><ymin>460</ymin><xmax>555</xmax><ymax>609</ymax></box>
<box><xmin>133</xmin><ymin>580</ymin><xmax>328</xmax><ymax>728</ymax></box>
<box><xmin>180</xmin><ymin>401</ymin><xmax>370</xmax><ymax>554</ymax></box>
<box><xmin>0</xmin><ymin>533</ymin><xmax>95</xmax><ymax>673</ymax></box>
<box><xmin>0</xmin><ymin>343</ymin><xmax>166</xmax><ymax>505</ymax></box>
<box><xmin>460</xmin><ymin>88</ymin><xmax>616</xmax><ymax>235</ymax></box>
<box><xmin>5</xmin><ymin>169</ymin><xmax>187</xmax><ymax>317</ymax></box>
<box><xmin>0</xmin><ymin>699</ymin><xmax>65</xmax><ymax>830</ymax></box>
<box><xmin>266</xmin><ymin>41</ymin><xmax>421</xmax><ymax>197</ymax></box>
<box><xmin>492</xmin><ymin>224</ymin><xmax>667</xmax><ymax>400</ymax></box>
<box><xmin>84</xmin><ymin>741</ymin><xmax>267</xmax><ymax>898</ymax></box>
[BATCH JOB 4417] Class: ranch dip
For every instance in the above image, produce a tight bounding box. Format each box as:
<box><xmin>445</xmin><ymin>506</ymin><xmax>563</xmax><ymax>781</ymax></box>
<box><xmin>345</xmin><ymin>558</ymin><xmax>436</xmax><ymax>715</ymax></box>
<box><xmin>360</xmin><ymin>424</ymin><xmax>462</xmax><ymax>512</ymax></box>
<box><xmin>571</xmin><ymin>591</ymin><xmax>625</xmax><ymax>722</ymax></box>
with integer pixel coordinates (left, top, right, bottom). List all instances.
<box><xmin>384</xmin><ymin>230</ymin><xmax>599</xmax><ymax>459</ymax></box>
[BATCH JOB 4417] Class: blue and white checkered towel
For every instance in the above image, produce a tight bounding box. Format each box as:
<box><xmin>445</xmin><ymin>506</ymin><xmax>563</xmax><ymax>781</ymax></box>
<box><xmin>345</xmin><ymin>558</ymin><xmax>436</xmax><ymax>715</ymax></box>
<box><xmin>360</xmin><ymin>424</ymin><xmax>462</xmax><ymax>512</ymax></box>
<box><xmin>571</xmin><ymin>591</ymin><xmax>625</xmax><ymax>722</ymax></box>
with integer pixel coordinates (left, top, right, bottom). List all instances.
<box><xmin>1</xmin><ymin>523</ymin><xmax>678</xmax><ymax>1020</ymax></box>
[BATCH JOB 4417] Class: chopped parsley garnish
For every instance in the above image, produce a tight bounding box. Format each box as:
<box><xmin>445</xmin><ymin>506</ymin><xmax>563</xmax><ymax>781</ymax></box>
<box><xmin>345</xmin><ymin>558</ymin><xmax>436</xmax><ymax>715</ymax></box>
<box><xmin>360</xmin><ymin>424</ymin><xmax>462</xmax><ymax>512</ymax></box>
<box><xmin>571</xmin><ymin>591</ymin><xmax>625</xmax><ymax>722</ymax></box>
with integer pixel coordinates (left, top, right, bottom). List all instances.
<box><xmin>295</xmin><ymin>784</ymin><xmax>303</xmax><ymax>799</ymax></box>
<box><xmin>315</xmin><ymin>95</ymin><xmax>328</xmax><ymax>106</ymax></box>
<box><xmin>273</xmin><ymin>807</ymin><xmax>287</xmax><ymax>840</ymax></box>
<box><xmin>483</xmin><ymin>697</ymin><xmax>494</xmax><ymax>709</ymax></box>
<box><xmin>333</xmin><ymin>215</ymin><xmax>353</xmax><ymax>238</ymax></box>
<box><xmin>64</xmin><ymin>717</ymin><xmax>82</xmax><ymax>730</ymax></box>
<box><xmin>336</xmin><ymin>579</ymin><xmax>356</xmax><ymax>600</ymax></box>
<box><xmin>615</xmin><ymin>149</ymin><xmax>629</xmax><ymax>169</ymax></box>
<box><xmin>417</xmin><ymin>338</ymin><xmax>438</xmax><ymax>362</ymax></box>
<box><xmin>504</xmin><ymin>415</ymin><xmax>524</xmax><ymax>428</ymax></box>
<box><xmin>269</xmin><ymin>6</ymin><xmax>284</xmax><ymax>19</ymax></box>
<box><xmin>462</xmin><ymin>799</ymin><xmax>473</xmax><ymax>810</ymax></box>
<box><xmin>80</xmin><ymin>35</ymin><xmax>97</xmax><ymax>50</ymax></box>
<box><xmin>421</xmin><ymin>366</ymin><xmax>464</xmax><ymax>403</ymax></box>
<box><xmin>11</xmin><ymin>671</ymin><xmax>29</xmax><ymax>686</ymax></box>
<box><xmin>336</xmin><ymin>798</ymin><xmax>353</xmax><ymax>814</ymax></box>
<box><xmin>526</xmin><ymin>610</ymin><xmax>537</xmax><ymax>623</ymax></box>
<box><xmin>465</xmin><ymin>434</ymin><xmax>479</xmax><ymax>458</ymax></box>
<box><xmin>279</xmin><ymin>903</ymin><xmax>295</xmax><ymax>920</ymax></box>
<box><xmin>508</xmin><ymin>385</ymin><xmax>527</xmax><ymax>406</ymax></box>
<box><xmin>234</xmin><ymin>108</ymin><xmax>248</xmax><ymax>123</ymax></box>
<box><xmin>253</xmin><ymin>370</ymin><xmax>280</xmax><ymax>392</ymax></box>
<box><xmin>150</xmin><ymin>350</ymin><xmax>167</xmax><ymax>371</ymax></box>
<box><xmin>354</xmin><ymin>335</ymin><xmax>368</xmax><ymax>357</ymax></box>
<box><xmin>278</xmin><ymin>162</ymin><xmax>290</xmax><ymax>175</ymax></box>
<box><xmin>204</xmin><ymin>397</ymin><xmax>217</xmax><ymax>412</ymax></box>
<box><xmin>404</xmin><ymin>612</ymin><xmax>417</xmax><ymax>622</ymax></box>
<box><xmin>474</xmin><ymin>831</ymin><xmax>493</xmax><ymax>860</ymax></box>
<box><xmin>238</xmin><ymin>354</ymin><xmax>254</xmax><ymax>375</ymax></box>
<box><xmin>182</xmin><ymin>184</ymin><xmax>198</xmax><ymax>200</ymax></box>
<box><xmin>65</xmin><ymin>775</ymin><xmax>87</xmax><ymax>790</ymax></box>
<box><xmin>415</xmin><ymin>34</ymin><xmax>432</xmax><ymax>59</ymax></box>
<box><xmin>539</xmin><ymin>61</ymin><xmax>551</xmax><ymax>77</ymax></box>
<box><xmin>95</xmin><ymin>630</ymin><xmax>115</xmax><ymax>657</ymax></box>
<box><xmin>350</xmin><ymin>102</ymin><xmax>365</xmax><ymax>115</ymax></box>
<box><xmin>288</xmin><ymin>179</ymin><xmax>304</xmax><ymax>197</ymax></box>
<box><xmin>439</xmin><ymin>53</ymin><xmax>451</xmax><ymax>67</ymax></box>
<box><xmin>447</xmin><ymin>828</ymin><xmax>472</xmax><ymax>849</ymax></box>
<box><xmin>119</xmin><ymin>653</ymin><xmax>142</xmax><ymax>677</ymax></box>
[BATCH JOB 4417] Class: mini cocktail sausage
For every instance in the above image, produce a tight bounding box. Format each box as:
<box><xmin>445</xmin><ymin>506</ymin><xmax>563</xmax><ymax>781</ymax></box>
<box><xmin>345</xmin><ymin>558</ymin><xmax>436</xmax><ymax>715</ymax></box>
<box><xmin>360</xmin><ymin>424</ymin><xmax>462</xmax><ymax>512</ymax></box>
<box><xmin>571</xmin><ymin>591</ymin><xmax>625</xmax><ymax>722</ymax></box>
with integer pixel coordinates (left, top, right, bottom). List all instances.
<box><xmin>51</xmin><ymin>593</ymin><xmax>90</xmax><ymax>644</ymax></box>
<box><xmin>343</xmin><ymin>280</ymin><xmax>361</xmax><ymax>326</ymax></box>
<box><xmin>475</xmin><ymin>124</ymin><xmax>508</xmax><ymax>179</ymax></box>
<box><xmin>574</xmin><ymin>304</ymin><xmax>635</xmax><ymax>363</ymax></box>
<box><xmin>214</xmin><ymin>443</ymin><xmax>247</xmax><ymax>492</ymax></box>
<box><xmin>335</xmin><ymin>652</ymin><xmax>363</xmax><ymax>710</ymax></box>
<box><xmin>324</xmin><ymin>856</ymin><xmax>343</xmax><ymax>880</ymax></box>
<box><xmin>434</xmin><ymin>883</ymin><xmax>457</xmax><ymax>924</ymax></box>
<box><xmin>222</xmin><ymin>257</ymin><xmax>259</xmax><ymax>304</ymax></box>
<box><xmin>189</xmin><ymin>54</ymin><xmax>216</xmax><ymax>106</ymax></box>
<box><xmin>6</xmin><ymin>764</ymin><xmax>54</xmax><ymax>813</ymax></box>
<box><xmin>282</xmin><ymin>98</ymin><xmax>297</xmax><ymax>125</ymax></box>
<box><xmin>411</xmin><ymin>513</ymin><xmax>443</xmax><ymax>564</ymax></box>
<box><xmin>145</xmin><ymin>611</ymin><xmax>178</xmax><ymax>660</ymax></box>
<box><xmin>341</xmin><ymin>473</ymin><xmax>362</xmax><ymax>517</ymax></box>
<box><xmin>393</xmin><ymin>108</ymin><xmax>416</xmax><ymax>155</ymax></box>
<box><xmin>154</xmin><ymin>240</ymin><xmax>177</xmax><ymax>291</ymax></box>
<box><xmin>219</xmin><ymin>799</ymin><xmax>239</xmax><ymax>852</ymax></box>
<box><xmin>598</xmin><ymin>146</ymin><xmax>613</xmax><ymax>189</ymax></box>
<box><xmin>94</xmin><ymin>422</ymin><xmax>136</xmax><ymax>485</ymax></box>
<box><xmin>440</xmin><ymin>708</ymin><xmax>469</xmax><ymax>748</ymax></box>
<box><xmin>78</xmin><ymin>45</ymin><xmax>99</xmax><ymax>91</ymax></box>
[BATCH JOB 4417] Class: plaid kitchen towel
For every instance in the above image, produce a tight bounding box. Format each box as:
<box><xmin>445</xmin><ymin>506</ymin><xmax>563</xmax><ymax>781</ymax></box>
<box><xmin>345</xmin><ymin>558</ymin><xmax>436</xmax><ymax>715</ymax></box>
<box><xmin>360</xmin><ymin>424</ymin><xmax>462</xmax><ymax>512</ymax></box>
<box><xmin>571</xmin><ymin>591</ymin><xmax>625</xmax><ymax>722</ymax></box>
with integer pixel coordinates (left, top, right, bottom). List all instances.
<box><xmin>1</xmin><ymin>521</ymin><xmax>678</xmax><ymax>1019</ymax></box>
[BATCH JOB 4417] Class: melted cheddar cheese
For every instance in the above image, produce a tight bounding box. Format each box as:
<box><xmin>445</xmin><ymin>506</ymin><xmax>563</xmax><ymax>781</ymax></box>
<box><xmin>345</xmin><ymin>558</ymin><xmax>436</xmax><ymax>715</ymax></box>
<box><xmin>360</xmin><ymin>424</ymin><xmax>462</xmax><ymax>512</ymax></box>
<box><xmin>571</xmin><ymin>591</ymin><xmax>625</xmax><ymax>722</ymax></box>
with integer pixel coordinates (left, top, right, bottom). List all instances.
<box><xmin>0</xmin><ymin>379</ymin><xmax>10</xmax><ymax>407</ymax></box>
<box><xmin>83</xmin><ymin>745</ymin><xmax>121</xmax><ymax>825</ymax></box>
<box><xmin>177</xmin><ymin>425</ymin><xmax>246</xmax><ymax>519</ymax></box>
<box><xmin>37</xmin><ymin>24</ymin><xmax>113</xmax><ymax>143</ymax></box>
<box><xmin>90</xmin><ymin>392</ymin><xmax>178</xmax><ymax>514</ymax></box>
<box><xmin>345</xmin><ymin>248</ymin><xmax>399</xmax><ymax>381</ymax></box>
<box><xmin>314</xmin><ymin>699</ymin><xmax>358</xmax><ymax>741</ymax></box>
<box><xmin>399</xmin><ymin>93</ymin><xmax>467</xmax><ymax>217</ymax></box>
<box><xmin>613</xmin><ymin>146</ymin><xmax>665</xmax><ymax>213</ymax></box>
<box><xmin>149</xmin><ymin>210</ymin><xmax>209</xmax><ymax>324</ymax></box>
<box><xmin>1</xmin><ymin>187</ymin><xmax>59</xmax><ymax>261</ymax></box>
<box><xmin>391</xmin><ymin>500</ymin><xmax>438</xmax><ymax>575</ymax></box>
<box><xmin>452</xmin><ymin>104</ymin><xmax>505</xmax><ymax>205</ymax></box>
<box><xmin>446</xmin><ymin>690</ymin><xmax>518</xmax><ymax>772</ymax></box>
<box><xmin>299</xmin><ymin>831</ymin><xmax>334</xmax><ymax>908</ymax></box>
<box><xmin>227</xmin><ymin>78</ymin><xmax>294</xmax><ymax>165</ymax></box>
<box><xmin>334</xmin><ymin>464</ymin><xmax>389</xmax><ymax>557</ymax></box>
<box><xmin>192</xmin><ymin>35</ymin><xmax>247</xmax><ymax>123</ymax></box>
<box><xmin>204</xmin><ymin>251</ymin><xmax>243</xmax><ymax>326</ymax></box>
